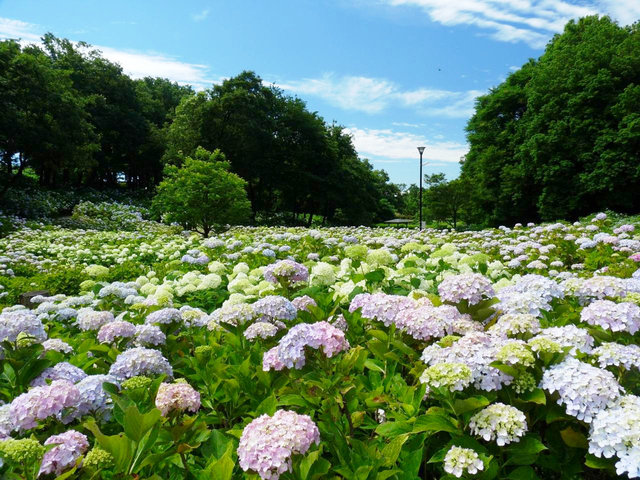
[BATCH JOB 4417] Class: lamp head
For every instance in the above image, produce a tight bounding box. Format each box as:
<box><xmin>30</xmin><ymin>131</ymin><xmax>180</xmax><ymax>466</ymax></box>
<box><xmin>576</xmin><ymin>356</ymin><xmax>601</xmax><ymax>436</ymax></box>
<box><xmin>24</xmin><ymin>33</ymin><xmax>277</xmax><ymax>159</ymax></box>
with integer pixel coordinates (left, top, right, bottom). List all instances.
<box><xmin>417</xmin><ymin>146</ymin><xmax>425</xmax><ymax>154</ymax></box>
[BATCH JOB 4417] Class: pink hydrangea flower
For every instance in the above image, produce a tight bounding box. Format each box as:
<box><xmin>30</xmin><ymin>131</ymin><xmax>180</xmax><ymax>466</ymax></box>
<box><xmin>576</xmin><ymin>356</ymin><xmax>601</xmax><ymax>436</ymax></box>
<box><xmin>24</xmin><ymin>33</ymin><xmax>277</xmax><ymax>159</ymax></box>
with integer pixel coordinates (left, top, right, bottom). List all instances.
<box><xmin>155</xmin><ymin>382</ymin><xmax>201</xmax><ymax>416</ymax></box>
<box><xmin>238</xmin><ymin>410</ymin><xmax>320</xmax><ymax>480</ymax></box>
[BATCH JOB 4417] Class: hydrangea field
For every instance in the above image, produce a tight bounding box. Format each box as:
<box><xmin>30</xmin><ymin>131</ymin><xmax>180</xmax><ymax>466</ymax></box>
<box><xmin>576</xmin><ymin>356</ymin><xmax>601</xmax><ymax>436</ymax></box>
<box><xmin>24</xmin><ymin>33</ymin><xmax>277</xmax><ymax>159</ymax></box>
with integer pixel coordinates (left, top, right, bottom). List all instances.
<box><xmin>1</xmin><ymin>208</ymin><xmax>640</xmax><ymax>479</ymax></box>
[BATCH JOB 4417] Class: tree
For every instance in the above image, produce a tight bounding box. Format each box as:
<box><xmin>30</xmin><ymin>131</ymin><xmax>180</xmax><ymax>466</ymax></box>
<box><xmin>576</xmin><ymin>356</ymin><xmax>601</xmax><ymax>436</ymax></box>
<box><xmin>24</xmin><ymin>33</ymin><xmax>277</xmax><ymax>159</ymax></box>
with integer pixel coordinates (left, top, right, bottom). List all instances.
<box><xmin>461</xmin><ymin>15</ymin><xmax>640</xmax><ymax>225</ymax></box>
<box><xmin>424</xmin><ymin>174</ymin><xmax>470</xmax><ymax>229</ymax></box>
<box><xmin>152</xmin><ymin>147</ymin><xmax>251</xmax><ymax>236</ymax></box>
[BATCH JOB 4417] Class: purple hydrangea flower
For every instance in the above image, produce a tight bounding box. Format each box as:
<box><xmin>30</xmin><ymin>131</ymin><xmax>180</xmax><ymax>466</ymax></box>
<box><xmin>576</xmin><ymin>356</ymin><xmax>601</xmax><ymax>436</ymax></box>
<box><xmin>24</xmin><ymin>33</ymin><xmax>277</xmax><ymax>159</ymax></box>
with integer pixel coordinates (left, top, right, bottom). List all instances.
<box><xmin>133</xmin><ymin>324</ymin><xmax>166</xmax><ymax>346</ymax></box>
<box><xmin>31</xmin><ymin>362</ymin><xmax>87</xmax><ymax>387</ymax></box>
<box><xmin>263</xmin><ymin>260</ymin><xmax>309</xmax><ymax>285</ymax></box>
<box><xmin>0</xmin><ymin>310</ymin><xmax>46</xmax><ymax>343</ymax></box>
<box><xmin>145</xmin><ymin>308</ymin><xmax>181</xmax><ymax>325</ymax></box>
<box><xmin>10</xmin><ymin>380</ymin><xmax>80</xmax><ymax>431</ymax></box>
<box><xmin>155</xmin><ymin>382</ymin><xmax>201</xmax><ymax>416</ymax></box>
<box><xmin>438</xmin><ymin>273</ymin><xmax>495</xmax><ymax>305</ymax></box>
<box><xmin>97</xmin><ymin>320</ymin><xmax>136</xmax><ymax>344</ymax></box>
<box><xmin>253</xmin><ymin>296</ymin><xmax>297</xmax><ymax>322</ymax></box>
<box><xmin>263</xmin><ymin>321</ymin><xmax>350</xmax><ymax>371</ymax></box>
<box><xmin>349</xmin><ymin>293</ymin><xmax>415</xmax><ymax>326</ymax></box>
<box><xmin>238</xmin><ymin>410</ymin><xmax>320</xmax><ymax>480</ymax></box>
<box><xmin>39</xmin><ymin>430</ymin><xmax>89</xmax><ymax>476</ymax></box>
<box><xmin>109</xmin><ymin>347</ymin><xmax>173</xmax><ymax>380</ymax></box>
<box><xmin>292</xmin><ymin>296</ymin><xmax>317</xmax><ymax>312</ymax></box>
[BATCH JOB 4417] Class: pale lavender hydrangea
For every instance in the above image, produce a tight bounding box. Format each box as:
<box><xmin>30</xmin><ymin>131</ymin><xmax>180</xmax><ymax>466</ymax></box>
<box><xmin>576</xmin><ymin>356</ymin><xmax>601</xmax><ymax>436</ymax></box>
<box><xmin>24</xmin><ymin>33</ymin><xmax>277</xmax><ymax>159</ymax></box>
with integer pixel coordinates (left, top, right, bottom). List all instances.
<box><xmin>244</xmin><ymin>322</ymin><xmax>279</xmax><ymax>341</ymax></box>
<box><xmin>589</xmin><ymin>395</ymin><xmax>640</xmax><ymax>478</ymax></box>
<box><xmin>580</xmin><ymin>300</ymin><xmax>640</xmax><ymax>334</ymax></box>
<box><xmin>209</xmin><ymin>303</ymin><xmax>255</xmax><ymax>327</ymax></box>
<box><xmin>592</xmin><ymin>343</ymin><xmax>640</xmax><ymax>370</ymax></box>
<box><xmin>97</xmin><ymin>320</ymin><xmax>137</xmax><ymax>344</ymax></box>
<box><xmin>263</xmin><ymin>260</ymin><xmax>309</xmax><ymax>284</ymax></box>
<box><xmin>69</xmin><ymin>374</ymin><xmax>118</xmax><ymax>422</ymax></box>
<box><xmin>540</xmin><ymin>357</ymin><xmax>623</xmax><ymax>423</ymax></box>
<box><xmin>349</xmin><ymin>293</ymin><xmax>415</xmax><ymax>326</ymax></box>
<box><xmin>10</xmin><ymin>380</ymin><xmax>80</xmax><ymax>431</ymax></box>
<box><xmin>238</xmin><ymin>410</ymin><xmax>320</xmax><ymax>480</ymax></box>
<box><xmin>253</xmin><ymin>296</ymin><xmax>297</xmax><ymax>322</ymax></box>
<box><xmin>145</xmin><ymin>308</ymin><xmax>181</xmax><ymax>325</ymax></box>
<box><xmin>133</xmin><ymin>324</ymin><xmax>166</xmax><ymax>346</ymax></box>
<box><xmin>0</xmin><ymin>310</ymin><xmax>46</xmax><ymax>343</ymax></box>
<box><xmin>109</xmin><ymin>347</ymin><xmax>173</xmax><ymax>380</ymax></box>
<box><xmin>421</xmin><ymin>332</ymin><xmax>512</xmax><ymax>391</ymax></box>
<box><xmin>31</xmin><ymin>362</ymin><xmax>87</xmax><ymax>387</ymax></box>
<box><xmin>577</xmin><ymin>276</ymin><xmax>628</xmax><ymax>302</ymax></box>
<box><xmin>263</xmin><ymin>321</ymin><xmax>350</xmax><ymax>371</ymax></box>
<box><xmin>438</xmin><ymin>273</ymin><xmax>495</xmax><ymax>305</ymax></box>
<box><xmin>39</xmin><ymin>430</ymin><xmax>89</xmax><ymax>476</ymax></box>
<box><xmin>155</xmin><ymin>382</ymin><xmax>201</xmax><ymax>416</ymax></box>
<box><xmin>41</xmin><ymin>339</ymin><xmax>73</xmax><ymax>355</ymax></box>
<box><xmin>395</xmin><ymin>305</ymin><xmax>479</xmax><ymax>341</ymax></box>
<box><xmin>75</xmin><ymin>309</ymin><xmax>114</xmax><ymax>331</ymax></box>
<box><xmin>532</xmin><ymin>325</ymin><xmax>594</xmax><ymax>355</ymax></box>
<box><xmin>291</xmin><ymin>296</ymin><xmax>317</xmax><ymax>312</ymax></box>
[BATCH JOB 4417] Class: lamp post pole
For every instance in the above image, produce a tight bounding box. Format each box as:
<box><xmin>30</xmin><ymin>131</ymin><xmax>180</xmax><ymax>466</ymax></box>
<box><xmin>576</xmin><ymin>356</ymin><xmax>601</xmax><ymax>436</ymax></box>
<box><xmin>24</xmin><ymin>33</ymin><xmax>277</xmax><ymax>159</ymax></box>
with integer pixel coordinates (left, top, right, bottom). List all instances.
<box><xmin>417</xmin><ymin>146</ymin><xmax>425</xmax><ymax>230</ymax></box>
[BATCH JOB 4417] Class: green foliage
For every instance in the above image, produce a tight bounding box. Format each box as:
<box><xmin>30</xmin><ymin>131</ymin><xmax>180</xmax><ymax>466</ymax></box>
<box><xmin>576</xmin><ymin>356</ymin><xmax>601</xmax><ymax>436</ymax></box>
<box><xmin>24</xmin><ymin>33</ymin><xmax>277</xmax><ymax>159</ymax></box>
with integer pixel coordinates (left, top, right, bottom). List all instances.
<box><xmin>462</xmin><ymin>15</ymin><xmax>640</xmax><ymax>226</ymax></box>
<box><xmin>153</xmin><ymin>148</ymin><xmax>252</xmax><ymax>236</ymax></box>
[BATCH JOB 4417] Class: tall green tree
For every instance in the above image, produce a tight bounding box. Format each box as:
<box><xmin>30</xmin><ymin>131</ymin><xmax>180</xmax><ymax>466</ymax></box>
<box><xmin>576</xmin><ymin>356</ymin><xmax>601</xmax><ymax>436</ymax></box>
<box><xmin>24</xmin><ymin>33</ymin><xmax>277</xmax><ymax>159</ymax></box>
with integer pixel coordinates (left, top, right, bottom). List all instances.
<box><xmin>461</xmin><ymin>15</ymin><xmax>640</xmax><ymax>225</ymax></box>
<box><xmin>152</xmin><ymin>147</ymin><xmax>251</xmax><ymax>236</ymax></box>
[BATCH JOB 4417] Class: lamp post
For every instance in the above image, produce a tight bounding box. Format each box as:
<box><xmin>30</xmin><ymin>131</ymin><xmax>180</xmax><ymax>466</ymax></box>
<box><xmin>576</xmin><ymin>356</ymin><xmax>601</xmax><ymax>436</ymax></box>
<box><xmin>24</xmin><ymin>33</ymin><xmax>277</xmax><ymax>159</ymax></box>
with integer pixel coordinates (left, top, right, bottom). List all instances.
<box><xmin>417</xmin><ymin>146</ymin><xmax>425</xmax><ymax>230</ymax></box>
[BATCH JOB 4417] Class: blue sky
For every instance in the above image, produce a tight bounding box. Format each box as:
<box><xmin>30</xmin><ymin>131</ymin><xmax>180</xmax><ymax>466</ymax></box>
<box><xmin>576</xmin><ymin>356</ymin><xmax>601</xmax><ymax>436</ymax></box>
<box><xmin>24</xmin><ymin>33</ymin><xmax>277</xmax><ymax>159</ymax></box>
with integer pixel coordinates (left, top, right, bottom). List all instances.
<box><xmin>1</xmin><ymin>0</ymin><xmax>638</xmax><ymax>186</ymax></box>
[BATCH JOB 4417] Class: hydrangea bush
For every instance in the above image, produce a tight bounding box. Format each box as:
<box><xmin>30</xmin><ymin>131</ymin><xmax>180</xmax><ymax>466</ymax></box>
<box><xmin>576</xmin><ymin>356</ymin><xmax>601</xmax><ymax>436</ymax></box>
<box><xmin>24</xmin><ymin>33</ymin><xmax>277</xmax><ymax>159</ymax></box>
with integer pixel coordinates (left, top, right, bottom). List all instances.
<box><xmin>0</xmin><ymin>212</ymin><xmax>638</xmax><ymax>477</ymax></box>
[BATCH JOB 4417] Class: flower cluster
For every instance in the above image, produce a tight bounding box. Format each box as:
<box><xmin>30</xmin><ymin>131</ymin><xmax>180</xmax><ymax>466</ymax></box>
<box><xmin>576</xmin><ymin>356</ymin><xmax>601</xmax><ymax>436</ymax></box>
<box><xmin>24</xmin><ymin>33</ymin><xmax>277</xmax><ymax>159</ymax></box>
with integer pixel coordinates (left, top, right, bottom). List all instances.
<box><xmin>155</xmin><ymin>382</ymin><xmax>201</xmax><ymax>416</ymax></box>
<box><xmin>39</xmin><ymin>430</ymin><xmax>89</xmax><ymax>476</ymax></box>
<box><xmin>238</xmin><ymin>410</ymin><xmax>320</xmax><ymax>480</ymax></box>
<box><xmin>580</xmin><ymin>300</ymin><xmax>640</xmax><ymax>334</ymax></box>
<box><xmin>10</xmin><ymin>380</ymin><xmax>80</xmax><ymax>431</ymax></box>
<box><xmin>469</xmin><ymin>403</ymin><xmax>527</xmax><ymax>446</ymax></box>
<box><xmin>263</xmin><ymin>321</ymin><xmax>350</xmax><ymax>371</ymax></box>
<box><xmin>253</xmin><ymin>296</ymin><xmax>298</xmax><ymax>322</ymax></box>
<box><xmin>420</xmin><ymin>363</ymin><xmax>473</xmax><ymax>392</ymax></box>
<box><xmin>244</xmin><ymin>322</ymin><xmax>279</xmax><ymax>341</ymax></box>
<box><xmin>589</xmin><ymin>395</ymin><xmax>640</xmax><ymax>478</ymax></box>
<box><xmin>443</xmin><ymin>446</ymin><xmax>484</xmax><ymax>478</ymax></box>
<box><xmin>540</xmin><ymin>357</ymin><xmax>623</xmax><ymax>422</ymax></box>
<box><xmin>263</xmin><ymin>260</ymin><xmax>309</xmax><ymax>284</ymax></box>
<box><xmin>438</xmin><ymin>273</ymin><xmax>495</xmax><ymax>305</ymax></box>
<box><xmin>109</xmin><ymin>347</ymin><xmax>173</xmax><ymax>380</ymax></box>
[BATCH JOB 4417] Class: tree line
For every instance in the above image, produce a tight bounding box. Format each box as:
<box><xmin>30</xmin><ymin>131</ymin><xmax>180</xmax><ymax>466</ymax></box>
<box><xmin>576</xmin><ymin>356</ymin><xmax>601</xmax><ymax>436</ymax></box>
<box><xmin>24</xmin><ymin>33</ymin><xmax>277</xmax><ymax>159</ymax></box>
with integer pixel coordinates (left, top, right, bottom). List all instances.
<box><xmin>0</xmin><ymin>35</ymin><xmax>402</xmax><ymax>225</ymax></box>
<box><xmin>460</xmin><ymin>15</ymin><xmax>640</xmax><ymax>226</ymax></box>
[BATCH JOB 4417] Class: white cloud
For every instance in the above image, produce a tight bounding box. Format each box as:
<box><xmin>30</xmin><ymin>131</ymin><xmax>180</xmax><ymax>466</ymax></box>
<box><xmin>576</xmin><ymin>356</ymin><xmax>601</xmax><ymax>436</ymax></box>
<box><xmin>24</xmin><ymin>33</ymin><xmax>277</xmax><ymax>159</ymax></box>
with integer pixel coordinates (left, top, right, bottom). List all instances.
<box><xmin>0</xmin><ymin>17</ymin><xmax>41</xmax><ymax>42</ymax></box>
<box><xmin>0</xmin><ymin>17</ymin><xmax>219</xmax><ymax>89</ymax></box>
<box><xmin>278</xmin><ymin>73</ymin><xmax>482</xmax><ymax>117</ymax></box>
<box><xmin>372</xmin><ymin>0</ymin><xmax>636</xmax><ymax>48</ymax></box>
<box><xmin>191</xmin><ymin>9</ymin><xmax>210</xmax><ymax>22</ymax></box>
<box><xmin>345</xmin><ymin>127</ymin><xmax>468</xmax><ymax>164</ymax></box>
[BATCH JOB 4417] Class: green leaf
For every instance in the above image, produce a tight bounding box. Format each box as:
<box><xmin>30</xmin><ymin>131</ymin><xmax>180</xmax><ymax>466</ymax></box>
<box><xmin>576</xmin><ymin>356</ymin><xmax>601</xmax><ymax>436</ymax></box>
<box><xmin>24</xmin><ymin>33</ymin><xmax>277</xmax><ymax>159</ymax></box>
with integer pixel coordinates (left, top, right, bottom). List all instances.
<box><xmin>560</xmin><ymin>427</ymin><xmax>589</xmax><ymax>449</ymax></box>
<box><xmin>123</xmin><ymin>405</ymin><xmax>162</xmax><ymax>443</ymax></box>
<box><xmin>381</xmin><ymin>434</ymin><xmax>408</xmax><ymax>467</ymax></box>
<box><xmin>518</xmin><ymin>388</ymin><xmax>546</xmax><ymax>405</ymax></box>
<box><xmin>202</xmin><ymin>429</ymin><xmax>232</xmax><ymax>461</ymax></box>
<box><xmin>585</xmin><ymin>454</ymin><xmax>615</xmax><ymax>470</ymax></box>
<box><xmin>375</xmin><ymin>421</ymin><xmax>413</xmax><ymax>437</ymax></box>
<box><xmin>453</xmin><ymin>396</ymin><xmax>490</xmax><ymax>415</ymax></box>
<box><xmin>506</xmin><ymin>466</ymin><xmax>540</xmax><ymax>480</ymax></box>
<box><xmin>413</xmin><ymin>412</ymin><xmax>459</xmax><ymax>434</ymax></box>
<box><xmin>299</xmin><ymin>449</ymin><xmax>319</xmax><ymax>480</ymax></box>
<box><xmin>84</xmin><ymin>418</ymin><xmax>134</xmax><ymax>472</ymax></box>
<box><xmin>204</xmin><ymin>445</ymin><xmax>235</xmax><ymax>480</ymax></box>
<box><xmin>255</xmin><ymin>394</ymin><xmax>277</xmax><ymax>416</ymax></box>
<box><xmin>376</xmin><ymin>470</ymin><xmax>402</xmax><ymax>480</ymax></box>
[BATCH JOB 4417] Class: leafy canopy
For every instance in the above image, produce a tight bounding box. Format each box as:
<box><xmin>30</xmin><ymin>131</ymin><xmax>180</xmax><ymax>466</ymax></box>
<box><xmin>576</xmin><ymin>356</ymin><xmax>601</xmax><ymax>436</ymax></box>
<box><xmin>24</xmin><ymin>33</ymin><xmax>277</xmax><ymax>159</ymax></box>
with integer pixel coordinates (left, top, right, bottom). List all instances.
<box><xmin>152</xmin><ymin>147</ymin><xmax>251</xmax><ymax>236</ymax></box>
